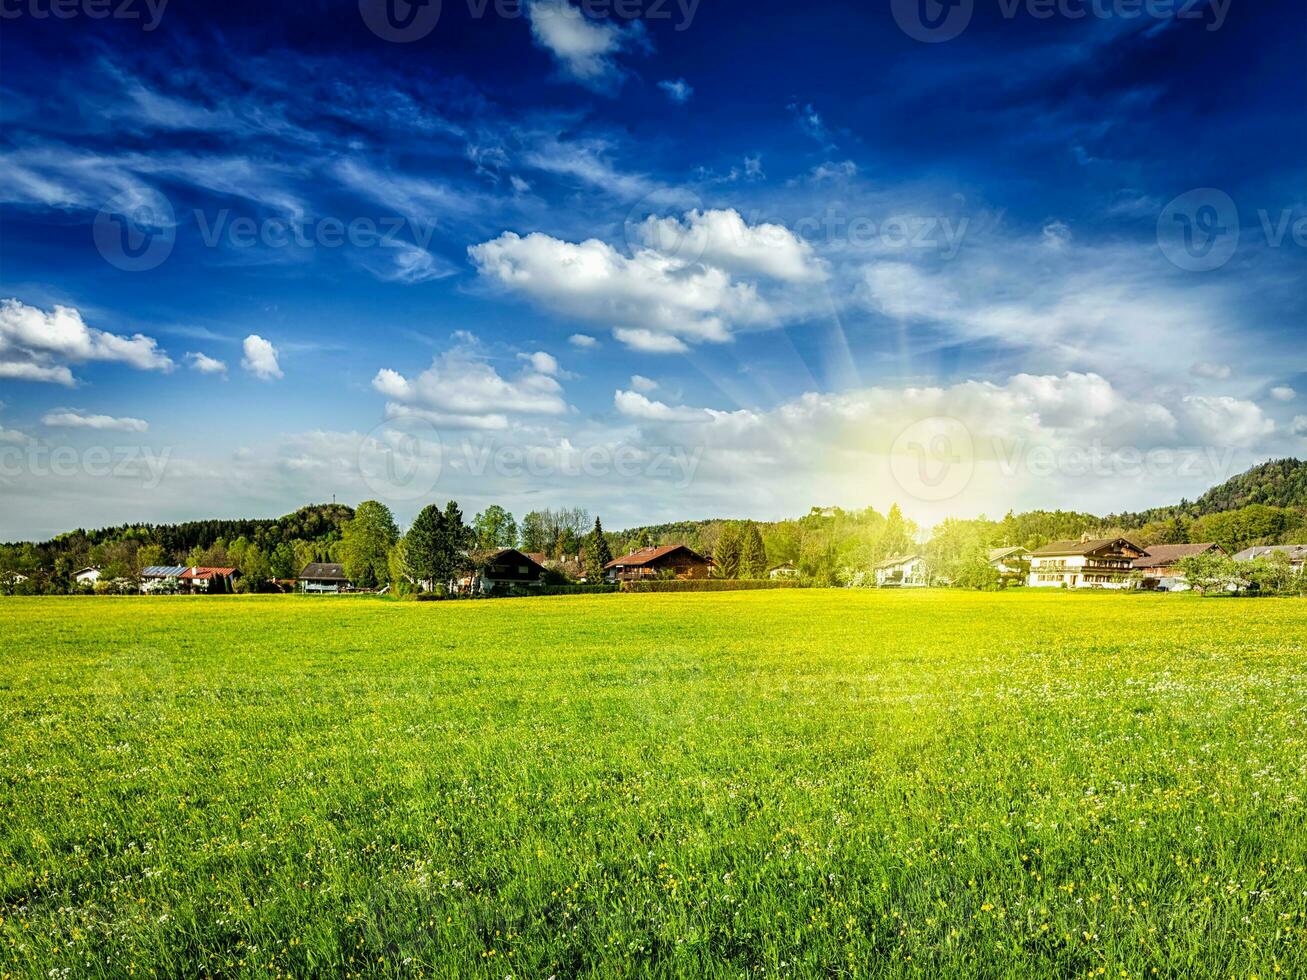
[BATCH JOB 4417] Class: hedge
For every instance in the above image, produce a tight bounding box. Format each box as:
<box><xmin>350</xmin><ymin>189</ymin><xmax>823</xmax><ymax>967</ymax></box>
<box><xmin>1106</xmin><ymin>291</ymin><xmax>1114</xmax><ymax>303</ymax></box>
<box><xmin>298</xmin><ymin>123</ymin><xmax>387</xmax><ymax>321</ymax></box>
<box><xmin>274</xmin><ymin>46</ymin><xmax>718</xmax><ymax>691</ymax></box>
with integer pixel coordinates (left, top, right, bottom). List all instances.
<box><xmin>620</xmin><ymin>578</ymin><xmax>809</xmax><ymax>593</ymax></box>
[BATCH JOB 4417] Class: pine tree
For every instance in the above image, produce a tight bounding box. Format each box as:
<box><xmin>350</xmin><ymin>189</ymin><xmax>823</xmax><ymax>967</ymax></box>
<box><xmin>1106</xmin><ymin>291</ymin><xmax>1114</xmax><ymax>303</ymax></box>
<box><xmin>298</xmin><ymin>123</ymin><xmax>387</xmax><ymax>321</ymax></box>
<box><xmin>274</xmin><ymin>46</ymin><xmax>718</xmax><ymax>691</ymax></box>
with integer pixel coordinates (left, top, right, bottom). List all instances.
<box><xmin>438</xmin><ymin>500</ymin><xmax>471</xmax><ymax>586</ymax></box>
<box><xmin>714</xmin><ymin>522</ymin><xmax>742</xmax><ymax>578</ymax></box>
<box><xmin>584</xmin><ymin>517</ymin><xmax>613</xmax><ymax>581</ymax></box>
<box><xmin>740</xmin><ymin>522</ymin><xmax>767</xmax><ymax>578</ymax></box>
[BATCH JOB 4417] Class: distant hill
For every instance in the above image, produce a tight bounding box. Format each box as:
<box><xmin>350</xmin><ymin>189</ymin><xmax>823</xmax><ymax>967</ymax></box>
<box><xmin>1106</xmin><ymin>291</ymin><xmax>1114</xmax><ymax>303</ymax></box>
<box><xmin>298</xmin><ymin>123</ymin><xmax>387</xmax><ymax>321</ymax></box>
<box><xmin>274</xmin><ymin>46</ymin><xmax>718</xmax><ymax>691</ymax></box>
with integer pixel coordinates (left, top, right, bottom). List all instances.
<box><xmin>1112</xmin><ymin>458</ymin><xmax>1307</xmax><ymax>527</ymax></box>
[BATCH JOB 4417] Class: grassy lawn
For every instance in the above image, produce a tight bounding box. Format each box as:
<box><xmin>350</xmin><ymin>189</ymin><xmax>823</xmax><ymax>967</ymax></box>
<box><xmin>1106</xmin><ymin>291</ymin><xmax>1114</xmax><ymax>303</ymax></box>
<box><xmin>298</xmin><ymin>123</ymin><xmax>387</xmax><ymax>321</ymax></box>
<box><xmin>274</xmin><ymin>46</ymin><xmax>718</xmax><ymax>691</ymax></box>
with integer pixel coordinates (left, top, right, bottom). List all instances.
<box><xmin>1</xmin><ymin>590</ymin><xmax>1305</xmax><ymax>978</ymax></box>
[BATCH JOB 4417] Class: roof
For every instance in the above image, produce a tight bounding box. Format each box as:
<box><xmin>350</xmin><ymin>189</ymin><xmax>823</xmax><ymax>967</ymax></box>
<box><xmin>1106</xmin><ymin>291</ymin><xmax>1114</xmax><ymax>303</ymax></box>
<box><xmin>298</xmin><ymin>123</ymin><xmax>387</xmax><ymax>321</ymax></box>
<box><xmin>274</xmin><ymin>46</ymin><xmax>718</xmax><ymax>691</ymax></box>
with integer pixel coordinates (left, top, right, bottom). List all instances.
<box><xmin>180</xmin><ymin>566</ymin><xmax>238</xmax><ymax>580</ymax></box>
<box><xmin>1233</xmin><ymin>544</ymin><xmax>1307</xmax><ymax>562</ymax></box>
<box><xmin>1031</xmin><ymin>537</ymin><xmax>1144</xmax><ymax>557</ymax></box>
<box><xmin>73</xmin><ymin>566</ymin><xmax>100</xmax><ymax>575</ymax></box>
<box><xmin>987</xmin><ymin>547</ymin><xmax>1029</xmax><ymax>561</ymax></box>
<box><xmin>299</xmin><ymin>562</ymin><xmax>348</xmax><ymax>581</ymax></box>
<box><xmin>875</xmin><ymin>553</ymin><xmax>924</xmax><ymax>570</ymax></box>
<box><xmin>525</xmin><ymin>552</ymin><xmax>549</xmax><ymax>566</ymax></box>
<box><xmin>142</xmin><ymin>565</ymin><xmax>188</xmax><ymax>577</ymax></box>
<box><xmin>1133</xmin><ymin>543</ymin><xmax>1221</xmax><ymax>568</ymax></box>
<box><xmin>605</xmin><ymin>544</ymin><xmax>708</xmax><ymax>569</ymax></box>
<box><xmin>480</xmin><ymin>548</ymin><xmax>547</xmax><ymax>572</ymax></box>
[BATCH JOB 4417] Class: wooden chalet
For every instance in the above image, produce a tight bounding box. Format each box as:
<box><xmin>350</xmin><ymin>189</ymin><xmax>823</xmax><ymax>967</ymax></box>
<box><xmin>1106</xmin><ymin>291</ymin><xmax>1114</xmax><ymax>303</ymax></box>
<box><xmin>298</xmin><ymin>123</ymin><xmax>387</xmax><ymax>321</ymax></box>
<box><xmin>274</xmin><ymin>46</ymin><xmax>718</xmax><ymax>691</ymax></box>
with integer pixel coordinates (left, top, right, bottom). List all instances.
<box><xmin>604</xmin><ymin>544</ymin><xmax>711</xmax><ymax>582</ymax></box>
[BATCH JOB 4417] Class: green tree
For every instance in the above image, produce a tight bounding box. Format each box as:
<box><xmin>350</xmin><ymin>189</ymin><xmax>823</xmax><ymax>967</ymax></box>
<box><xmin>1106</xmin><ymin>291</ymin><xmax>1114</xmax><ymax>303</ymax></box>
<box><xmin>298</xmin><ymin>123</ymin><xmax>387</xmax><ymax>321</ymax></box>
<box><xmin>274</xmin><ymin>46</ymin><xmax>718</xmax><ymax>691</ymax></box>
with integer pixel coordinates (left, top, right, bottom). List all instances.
<box><xmin>238</xmin><ymin>544</ymin><xmax>271</xmax><ymax>592</ymax></box>
<box><xmin>473</xmin><ymin>505</ymin><xmax>517</xmax><ymax>551</ymax></box>
<box><xmin>340</xmin><ymin>500</ymin><xmax>399</xmax><ymax>588</ymax></box>
<box><xmin>584</xmin><ymin>517</ymin><xmax>614</xmax><ymax>580</ymax></box>
<box><xmin>405</xmin><ymin>504</ymin><xmax>445</xmax><ymax>590</ymax></box>
<box><xmin>714</xmin><ymin>523</ymin><xmax>742</xmax><ymax>578</ymax></box>
<box><xmin>740</xmin><ymin>522</ymin><xmax>767</xmax><ymax>578</ymax></box>
<box><xmin>269</xmin><ymin>542</ymin><xmax>297</xmax><ymax>580</ymax></box>
<box><xmin>519</xmin><ymin>511</ymin><xmax>549</xmax><ymax>554</ymax></box>
<box><xmin>441</xmin><ymin>500</ymin><xmax>472</xmax><ymax>583</ymax></box>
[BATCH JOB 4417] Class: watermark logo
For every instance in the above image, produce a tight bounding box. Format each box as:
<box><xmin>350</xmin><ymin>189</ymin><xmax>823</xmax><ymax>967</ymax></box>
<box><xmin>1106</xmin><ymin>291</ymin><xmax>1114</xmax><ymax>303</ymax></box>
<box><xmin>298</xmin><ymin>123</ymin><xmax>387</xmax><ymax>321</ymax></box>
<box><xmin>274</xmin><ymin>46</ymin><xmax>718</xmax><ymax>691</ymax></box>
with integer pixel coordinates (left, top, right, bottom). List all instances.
<box><xmin>93</xmin><ymin>191</ymin><xmax>176</xmax><ymax>272</ymax></box>
<box><xmin>0</xmin><ymin>0</ymin><xmax>169</xmax><ymax>30</ymax></box>
<box><xmin>892</xmin><ymin>0</ymin><xmax>974</xmax><ymax>42</ymax></box>
<box><xmin>889</xmin><ymin>416</ymin><xmax>974</xmax><ymax>502</ymax></box>
<box><xmin>359</xmin><ymin>0</ymin><xmax>442</xmax><ymax>41</ymax></box>
<box><xmin>358</xmin><ymin>414</ymin><xmax>444</xmax><ymax>501</ymax></box>
<box><xmin>1156</xmin><ymin>188</ymin><xmax>1239</xmax><ymax>272</ymax></box>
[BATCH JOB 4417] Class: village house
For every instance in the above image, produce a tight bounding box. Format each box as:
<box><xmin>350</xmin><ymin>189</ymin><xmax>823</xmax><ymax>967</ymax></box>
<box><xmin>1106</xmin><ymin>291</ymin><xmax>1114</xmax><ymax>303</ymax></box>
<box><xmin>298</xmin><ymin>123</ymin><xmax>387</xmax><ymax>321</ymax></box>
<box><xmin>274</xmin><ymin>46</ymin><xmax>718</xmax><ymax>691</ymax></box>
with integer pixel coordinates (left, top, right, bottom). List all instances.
<box><xmin>874</xmin><ymin>553</ymin><xmax>928</xmax><ymax>587</ymax></box>
<box><xmin>1233</xmin><ymin>544</ymin><xmax>1307</xmax><ymax>572</ymax></box>
<box><xmin>140</xmin><ymin>565</ymin><xmax>188</xmax><ymax>593</ymax></box>
<box><xmin>179</xmin><ymin>566</ymin><xmax>239</xmax><ymax>594</ymax></box>
<box><xmin>604</xmin><ymin>544</ymin><xmax>711</xmax><ymax>583</ymax></box>
<box><xmin>1028</xmin><ymin>535</ymin><xmax>1146</xmax><ymax>588</ymax></box>
<box><xmin>456</xmin><ymin>548</ymin><xmax>549</xmax><ymax>595</ymax></box>
<box><xmin>987</xmin><ymin>546</ymin><xmax>1030</xmax><ymax>584</ymax></box>
<box><xmin>298</xmin><ymin>562</ymin><xmax>350</xmax><ymax>593</ymax></box>
<box><xmin>768</xmin><ymin>561</ymin><xmax>799</xmax><ymax>579</ymax></box>
<box><xmin>1133</xmin><ymin>543</ymin><xmax>1224</xmax><ymax>591</ymax></box>
<box><xmin>73</xmin><ymin>566</ymin><xmax>101</xmax><ymax>586</ymax></box>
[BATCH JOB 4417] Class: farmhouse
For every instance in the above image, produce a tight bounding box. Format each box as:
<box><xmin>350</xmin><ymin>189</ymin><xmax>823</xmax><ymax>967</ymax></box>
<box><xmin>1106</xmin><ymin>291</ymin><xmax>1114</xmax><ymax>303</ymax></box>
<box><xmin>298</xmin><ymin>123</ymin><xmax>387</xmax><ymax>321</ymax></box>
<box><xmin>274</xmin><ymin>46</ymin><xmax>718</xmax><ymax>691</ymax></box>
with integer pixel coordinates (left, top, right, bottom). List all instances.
<box><xmin>179</xmin><ymin>566</ymin><xmax>239</xmax><ymax>594</ymax></box>
<box><xmin>73</xmin><ymin>566</ymin><xmax>101</xmax><ymax>586</ymax></box>
<box><xmin>987</xmin><ymin>546</ymin><xmax>1030</xmax><ymax>583</ymax></box>
<box><xmin>457</xmin><ymin>548</ymin><xmax>549</xmax><ymax>595</ymax></box>
<box><xmin>769</xmin><ymin>561</ymin><xmax>799</xmax><ymax>579</ymax></box>
<box><xmin>1133</xmin><ymin>543</ymin><xmax>1223</xmax><ymax>591</ymax></box>
<box><xmin>874</xmin><ymin>553</ymin><xmax>928</xmax><ymax>587</ymax></box>
<box><xmin>1028</xmin><ymin>535</ymin><xmax>1146</xmax><ymax>589</ymax></box>
<box><xmin>605</xmin><ymin>544</ymin><xmax>711</xmax><ymax>582</ymax></box>
<box><xmin>1233</xmin><ymin>544</ymin><xmax>1307</xmax><ymax>572</ymax></box>
<box><xmin>298</xmin><ymin>562</ymin><xmax>350</xmax><ymax>593</ymax></box>
<box><xmin>140</xmin><ymin>565</ymin><xmax>188</xmax><ymax>593</ymax></box>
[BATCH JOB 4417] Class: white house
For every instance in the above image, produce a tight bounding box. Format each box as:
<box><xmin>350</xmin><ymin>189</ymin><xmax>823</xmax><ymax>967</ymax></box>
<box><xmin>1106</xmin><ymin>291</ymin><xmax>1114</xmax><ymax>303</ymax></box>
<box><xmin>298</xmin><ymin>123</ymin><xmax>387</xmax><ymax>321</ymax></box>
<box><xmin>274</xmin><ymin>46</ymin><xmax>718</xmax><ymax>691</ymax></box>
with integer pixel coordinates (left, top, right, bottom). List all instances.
<box><xmin>768</xmin><ymin>562</ymin><xmax>799</xmax><ymax>579</ymax></box>
<box><xmin>298</xmin><ymin>562</ymin><xmax>350</xmax><ymax>593</ymax></box>
<box><xmin>987</xmin><ymin>546</ymin><xmax>1030</xmax><ymax>583</ymax></box>
<box><xmin>875</xmin><ymin>553</ymin><xmax>928</xmax><ymax>587</ymax></box>
<box><xmin>1028</xmin><ymin>536</ymin><xmax>1146</xmax><ymax>589</ymax></box>
<box><xmin>73</xmin><ymin>566</ymin><xmax>101</xmax><ymax>586</ymax></box>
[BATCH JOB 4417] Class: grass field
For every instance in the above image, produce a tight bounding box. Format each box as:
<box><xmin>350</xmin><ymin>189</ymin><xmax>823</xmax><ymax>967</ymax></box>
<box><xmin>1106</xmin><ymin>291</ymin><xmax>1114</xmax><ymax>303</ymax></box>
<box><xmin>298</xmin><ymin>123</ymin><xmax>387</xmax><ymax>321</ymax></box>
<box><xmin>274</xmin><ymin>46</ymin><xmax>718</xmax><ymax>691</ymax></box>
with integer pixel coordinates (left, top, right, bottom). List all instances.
<box><xmin>1</xmin><ymin>591</ymin><xmax>1305</xmax><ymax>978</ymax></box>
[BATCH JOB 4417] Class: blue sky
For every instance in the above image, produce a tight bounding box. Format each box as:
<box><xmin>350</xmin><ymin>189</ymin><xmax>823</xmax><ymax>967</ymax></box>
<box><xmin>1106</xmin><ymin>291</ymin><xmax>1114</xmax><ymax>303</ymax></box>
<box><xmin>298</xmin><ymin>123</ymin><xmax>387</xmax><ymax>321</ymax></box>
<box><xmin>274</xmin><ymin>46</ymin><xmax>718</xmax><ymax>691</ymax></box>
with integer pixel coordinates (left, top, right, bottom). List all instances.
<box><xmin>0</xmin><ymin>0</ymin><xmax>1303</xmax><ymax>539</ymax></box>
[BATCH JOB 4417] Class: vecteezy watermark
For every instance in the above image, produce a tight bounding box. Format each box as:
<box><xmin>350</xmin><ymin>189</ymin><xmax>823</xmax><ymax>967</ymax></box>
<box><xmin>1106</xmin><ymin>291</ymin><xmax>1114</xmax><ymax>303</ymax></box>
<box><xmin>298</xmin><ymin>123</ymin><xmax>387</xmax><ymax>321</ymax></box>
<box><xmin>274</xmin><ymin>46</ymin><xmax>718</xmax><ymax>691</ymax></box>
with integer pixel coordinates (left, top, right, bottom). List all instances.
<box><xmin>889</xmin><ymin>416</ymin><xmax>975</xmax><ymax>502</ymax></box>
<box><xmin>994</xmin><ymin>439</ymin><xmax>1239</xmax><ymax>482</ymax></box>
<box><xmin>624</xmin><ymin>198</ymin><xmax>974</xmax><ymax>262</ymax></box>
<box><xmin>360</xmin><ymin>0</ymin><xmax>700</xmax><ymax>43</ymax></box>
<box><xmin>892</xmin><ymin>0</ymin><xmax>1229</xmax><ymax>43</ymax></box>
<box><xmin>0</xmin><ymin>443</ymin><xmax>172</xmax><ymax>490</ymax></box>
<box><xmin>356</xmin><ymin>415</ymin><xmax>703</xmax><ymax>500</ymax></box>
<box><xmin>1157</xmin><ymin>189</ymin><xmax>1306</xmax><ymax>272</ymax></box>
<box><xmin>0</xmin><ymin>0</ymin><xmax>168</xmax><ymax>30</ymax></box>
<box><xmin>93</xmin><ymin>191</ymin><xmax>176</xmax><ymax>272</ymax></box>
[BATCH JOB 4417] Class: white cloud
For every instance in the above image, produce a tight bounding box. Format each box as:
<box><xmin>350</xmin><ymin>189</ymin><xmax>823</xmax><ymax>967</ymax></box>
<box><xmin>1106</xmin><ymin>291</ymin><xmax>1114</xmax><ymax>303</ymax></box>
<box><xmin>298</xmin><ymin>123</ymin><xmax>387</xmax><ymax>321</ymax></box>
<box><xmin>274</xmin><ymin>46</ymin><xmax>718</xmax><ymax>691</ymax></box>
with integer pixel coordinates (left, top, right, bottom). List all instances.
<box><xmin>0</xmin><ymin>298</ymin><xmax>173</xmax><ymax>385</ymax></box>
<box><xmin>1292</xmin><ymin>415</ymin><xmax>1307</xmax><ymax>437</ymax></box>
<box><xmin>241</xmin><ymin>335</ymin><xmax>283</xmax><ymax>380</ymax></box>
<box><xmin>518</xmin><ymin>350</ymin><xmax>560</xmax><ymax>375</ymax></box>
<box><xmin>569</xmin><ymin>333</ymin><xmax>598</xmax><ymax>349</ymax></box>
<box><xmin>1191</xmin><ymin>361</ymin><xmax>1232</xmax><ymax>381</ymax></box>
<box><xmin>658</xmin><ymin>78</ymin><xmax>692</xmax><ymax>103</ymax></box>
<box><xmin>1270</xmin><ymin>385</ymin><xmax>1296</xmax><ymax>402</ymax></box>
<box><xmin>634</xmin><ymin>208</ymin><xmax>827</xmax><ymax>283</ymax></box>
<box><xmin>186</xmin><ymin>352</ymin><xmax>227</xmax><ymax>375</ymax></box>
<box><xmin>614</xmin><ymin>389</ymin><xmax>708</xmax><ymax>422</ymax></box>
<box><xmin>1041</xmin><ymin>221</ymin><xmax>1072</xmax><ymax>250</ymax></box>
<box><xmin>629</xmin><ymin>374</ymin><xmax>658</xmax><ymax>393</ymax></box>
<box><xmin>612</xmin><ymin>328</ymin><xmax>689</xmax><ymax>354</ymax></box>
<box><xmin>810</xmin><ymin>160</ymin><xmax>857</xmax><ymax>181</ymax></box>
<box><xmin>42</xmin><ymin>410</ymin><xmax>149</xmax><ymax>433</ymax></box>
<box><xmin>372</xmin><ymin>343</ymin><xmax>569</xmax><ymax>429</ymax></box>
<box><xmin>526</xmin><ymin>0</ymin><xmax>646</xmax><ymax>85</ymax></box>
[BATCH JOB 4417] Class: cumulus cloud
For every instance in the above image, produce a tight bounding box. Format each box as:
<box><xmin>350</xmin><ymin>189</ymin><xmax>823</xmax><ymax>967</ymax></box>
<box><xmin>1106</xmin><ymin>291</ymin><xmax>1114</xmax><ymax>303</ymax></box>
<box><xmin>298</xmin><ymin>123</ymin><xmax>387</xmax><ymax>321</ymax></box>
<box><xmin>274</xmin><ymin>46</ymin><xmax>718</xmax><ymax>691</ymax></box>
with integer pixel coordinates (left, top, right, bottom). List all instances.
<box><xmin>614</xmin><ymin>389</ymin><xmax>710</xmax><ymax>422</ymax></box>
<box><xmin>1292</xmin><ymin>416</ymin><xmax>1307</xmax><ymax>437</ymax></box>
<box><xmin>658</xmin><ymin>78</ymin><xmax>693</xmax><ymax>103</ymax></box>
<box><xmin>526</xmin><ymin>0</ymin><xmax>646</xmax><ymax>85</ymax></box>
<box><xmin>569</xmin><ymin>333</ymin><xmax>598</xmax><ymax>349</ymax></box>
<box><xmin>0</xmin><ymin>298</ymin><xmax>173</xmax><ymax>385</ymax></box>
<box><xmin>469</xmin><ymin>208</ymin><xmax>825</xmax><ymax>352</ymax></box>
<box><xmin>629</xmin><ymin>374</ymin><xmax>658</xmax><ymax>393</ymax></box>
<box><xmin>42</xmin><ymin>410</ymin><xmax>149</xmax><ymax>432</ymax></box>
<box><xmin>518</xmin><ymin>350</ymin><xmax>560</xmax><ymax>375</ymax></box>
<box><xmin>1270</xmin><ymin>385</ymin><xmax>1296</xmax><ymax>402</ymax></box>
<box><xmin>186</xmin><ymin>351</ymin><xmax>227</xmax><ymax>375</ymax></box>
<box><xmin>372</xmin><ymin>342</ymin><xmax>569</xmax><ymax>429</ymax></box>
<box><xmin>241</xmin><ymin>335</ymin><xmax>283</xmax><ymax>380</ymax></box>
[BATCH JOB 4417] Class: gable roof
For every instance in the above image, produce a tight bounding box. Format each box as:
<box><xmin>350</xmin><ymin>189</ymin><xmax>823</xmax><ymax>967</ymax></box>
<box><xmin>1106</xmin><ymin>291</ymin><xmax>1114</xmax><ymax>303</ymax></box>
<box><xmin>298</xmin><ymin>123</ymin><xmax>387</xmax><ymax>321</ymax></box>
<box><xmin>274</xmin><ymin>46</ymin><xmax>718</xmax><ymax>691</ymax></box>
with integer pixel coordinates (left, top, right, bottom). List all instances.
<box><xmin>1233</xmin><ymin>544</ymin><xmax>1307</xmax><ymax>562</ymax></box>
<box><xmin>605</xmin><ymin>544</ymin><xmax>709</xmax><ymax>569</ymax></box>
<box><xmin>479</xmin><ymin>548</ymin><xmax>547</xmax><ymax>574</ymax></box>
<box><xmin>1134</xmin><ymin>543</ymin><xmax>1222</xmax><ymax>568</ymax></box>
<box><xmin>142</xmin><ymin>565</ymin><xmax>188</xmax><ymax>577</ymax></box>
<box><xmin>299</xmin><ymin>562</ymin><xmax>347</xmax><ymax>581</ymax></box>
<box><xmin>875</xmin><ymin>553</ymin><xmax>924</xmax><ymax>570</ymax></box>
<box><xmin>180</xmin><ymin>566</ymin><xmax>238</xmax><ymax>580</ymax></box>
<box><xmin>987</xmin><ymin>546</ymin><xmax>1029</xmax><ymax>561</ymax></box>
<box><xmin>1031</xmin><ymin>537</ymin><xmax>1145</xmax><ymax>558</ymax></box>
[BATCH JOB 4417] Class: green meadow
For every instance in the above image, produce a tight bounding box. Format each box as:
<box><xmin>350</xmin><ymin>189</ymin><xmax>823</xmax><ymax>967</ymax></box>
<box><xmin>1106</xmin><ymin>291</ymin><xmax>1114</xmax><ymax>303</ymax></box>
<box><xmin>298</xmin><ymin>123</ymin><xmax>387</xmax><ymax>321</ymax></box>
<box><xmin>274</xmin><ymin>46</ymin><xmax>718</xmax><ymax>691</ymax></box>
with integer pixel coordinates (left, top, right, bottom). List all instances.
<box><xmin>1</xmin><ymin>591</ymin><xmax>1305</xmax><ymax>978</ymax></box>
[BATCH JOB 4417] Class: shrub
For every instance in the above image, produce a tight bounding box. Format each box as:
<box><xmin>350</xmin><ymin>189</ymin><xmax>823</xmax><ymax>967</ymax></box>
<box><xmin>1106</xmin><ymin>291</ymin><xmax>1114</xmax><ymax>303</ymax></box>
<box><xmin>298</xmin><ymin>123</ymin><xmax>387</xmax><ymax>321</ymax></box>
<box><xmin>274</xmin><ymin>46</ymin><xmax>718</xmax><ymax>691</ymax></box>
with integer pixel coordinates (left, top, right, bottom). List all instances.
<box><xmin>621</xmin><ymin>578</ymin><xmax>809</xmax><ymax>593</ymax></box>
